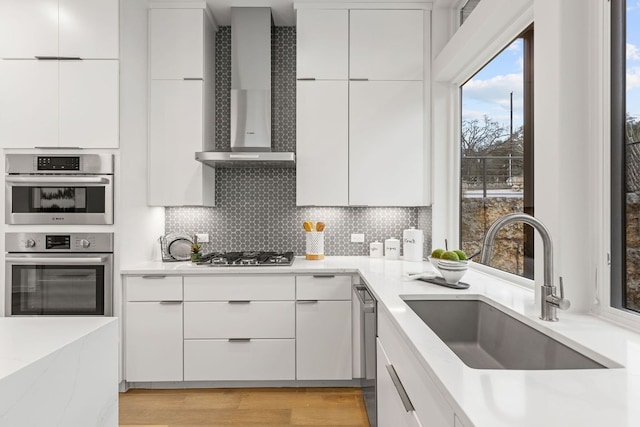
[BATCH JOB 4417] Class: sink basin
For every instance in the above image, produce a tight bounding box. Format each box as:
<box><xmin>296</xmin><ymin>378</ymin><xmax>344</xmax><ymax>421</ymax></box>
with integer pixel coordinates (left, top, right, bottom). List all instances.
<box><xmin>404</xmin><ymin>299</ymin><xmax>607</xmax><ymax>370</ymax></box>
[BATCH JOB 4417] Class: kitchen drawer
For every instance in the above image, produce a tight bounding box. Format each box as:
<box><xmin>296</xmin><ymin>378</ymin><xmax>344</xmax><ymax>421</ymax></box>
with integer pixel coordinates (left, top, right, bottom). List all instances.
<box><xmin>296</xmin><ymin>275</ymin><xmax>352</xmax><ymax>300</ymax></box>
<box><xmin>184</xmin><ymin>275</ymin><xmax>295</xmax><ymax>301</ymax></box>
<box><xmin>183</xmin><ymin>301</ymin><xmax>295</xmax><ymax>339</ymax></box>
<box><xmin>126</xmin><ymin>275</ymin><xmax>183</xmax><ymax>302</ymax></box>
<box><xmin>378</xmin><ymin>309</ymin><xmax>454</xmax><ymax>427</ymax></box>
<box><xmin>184</xmin><ymin>339</ymin><xmax>295</xmax><ymax>381</ymax></box>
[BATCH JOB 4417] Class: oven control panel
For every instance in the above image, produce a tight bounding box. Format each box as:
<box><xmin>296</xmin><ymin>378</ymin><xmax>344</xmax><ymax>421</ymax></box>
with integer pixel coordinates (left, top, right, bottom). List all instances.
<box><xmin>5</xmin><ymin>233</ymin><xmax>114</xmax><ymax>253</ymax></box>
<box><xmin>37</xmin><ymin>156</ymin><xmax>80</xmax><ymax>171</ymax></box>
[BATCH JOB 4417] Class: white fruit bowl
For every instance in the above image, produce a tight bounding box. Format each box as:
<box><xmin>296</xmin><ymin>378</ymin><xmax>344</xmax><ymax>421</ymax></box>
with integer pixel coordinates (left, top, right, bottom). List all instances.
<box><xmin>428</xmin><ymin>257</ymin><xmax>470</xmax><ymax>284</ymax></box>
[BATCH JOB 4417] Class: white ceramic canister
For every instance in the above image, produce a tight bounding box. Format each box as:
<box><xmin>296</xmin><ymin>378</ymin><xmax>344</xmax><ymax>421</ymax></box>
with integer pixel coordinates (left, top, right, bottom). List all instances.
<box><xmin>384</xmin><ymin>238</ymin><xmax>400</xmax><ymax>260</ymax></box>
<box><xmin>402</xmin><ymin>227</ymin><xmax>424</xmax><ymax>261</ymax></box>
<box><xmin>369</xmin><ymin>241</ymin><xmax>383</xmax><ymax>258</ymax></box>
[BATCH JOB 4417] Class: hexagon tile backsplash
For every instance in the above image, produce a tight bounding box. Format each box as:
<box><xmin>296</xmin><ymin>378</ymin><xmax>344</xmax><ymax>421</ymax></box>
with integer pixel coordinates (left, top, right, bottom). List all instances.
<box><xmin>165</xmin><ymin>27</ymin><xmax>432</xmax><ymax>256</ymax></box>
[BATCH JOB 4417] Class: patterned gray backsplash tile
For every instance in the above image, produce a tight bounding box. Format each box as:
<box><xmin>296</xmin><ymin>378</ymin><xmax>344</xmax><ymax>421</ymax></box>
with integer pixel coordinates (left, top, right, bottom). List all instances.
<box><xmin>166</xmin><ymin>26</ymin><xmax>432</xmax><ymax>256</ymax></box>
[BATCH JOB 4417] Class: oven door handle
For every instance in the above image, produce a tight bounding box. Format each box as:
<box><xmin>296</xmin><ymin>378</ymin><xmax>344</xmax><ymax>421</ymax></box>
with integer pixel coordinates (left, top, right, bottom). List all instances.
<box><xmin>5</xmin><ymin>256</ymin><xmax>108</xmax><ymax>264</ymax></box>
<box><xmin>5</xmin><ymin>176</ymin><xmax>110</xmax><ymax>185</ymax></box>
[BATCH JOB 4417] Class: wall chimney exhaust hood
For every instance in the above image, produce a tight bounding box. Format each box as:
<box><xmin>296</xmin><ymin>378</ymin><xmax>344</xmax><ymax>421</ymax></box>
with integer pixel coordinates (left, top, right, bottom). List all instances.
<box><xmin>196</xmin><ymin>7</ymin><xmax>295</xmax><ymax>168</ymax></box>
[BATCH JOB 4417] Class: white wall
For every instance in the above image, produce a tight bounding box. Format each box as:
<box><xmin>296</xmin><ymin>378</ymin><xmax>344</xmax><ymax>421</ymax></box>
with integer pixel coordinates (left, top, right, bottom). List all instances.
<box><xmin>431</xmin><ymin>0</ymin><xmax>606</xmax><ymax>313</ymax></box>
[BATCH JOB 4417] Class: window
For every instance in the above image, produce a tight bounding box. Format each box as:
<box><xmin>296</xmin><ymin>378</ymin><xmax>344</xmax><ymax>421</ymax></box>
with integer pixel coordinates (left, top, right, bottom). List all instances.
<box><xmin>612</xmin><ymin>0</ymin><xmax>640</xmax><ymax>312</ymax></box>
<box><xmin>460</xmin><ymin>27</ymin><xmax>534</xmax><ymax>278</ymax></box>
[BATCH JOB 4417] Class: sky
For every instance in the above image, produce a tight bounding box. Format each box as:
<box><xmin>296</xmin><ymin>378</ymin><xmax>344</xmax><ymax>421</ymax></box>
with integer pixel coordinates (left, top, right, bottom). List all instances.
<box><xmin>461</xmin><ymin>2</ymin><xmax>640</xmax><ymax>130</ymax></box>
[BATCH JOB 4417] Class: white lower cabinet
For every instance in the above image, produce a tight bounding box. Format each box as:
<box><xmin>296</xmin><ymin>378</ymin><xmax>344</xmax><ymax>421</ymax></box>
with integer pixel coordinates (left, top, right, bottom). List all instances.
<box><xmin>184</xmin><ymin>339</ymin><xmax>295</xmax><ymax>381</ymax></box>
<box><xmin>125</xmin><ymin>276</ymin><xmax>184</xmax><ymax>382</ymax></box>
<box><xmin>378</xmin><ymin>309</ymin><xmax>454</xmax><ymax>427</ymax></box>
<box><xmin>125</xmin><ymin>301</ymin><xmax>183</xmax><ymax>382</ymax></box>
<box><xmin>296</xmin><ymin>300</ymin><xmax>352</xmax><ymax>380</ymax></box>
<box><xmin>377</xmin><ymin>339</ymin><xmax>424</xmax><ymax>427</ymax></box>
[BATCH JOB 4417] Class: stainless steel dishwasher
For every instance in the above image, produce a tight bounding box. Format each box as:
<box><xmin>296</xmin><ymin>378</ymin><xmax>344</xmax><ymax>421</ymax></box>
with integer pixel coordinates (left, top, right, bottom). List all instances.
<box><xmin>354</xmin><ymin>283</ymin><xmax>377</xmax><ymax>427</ymax></box>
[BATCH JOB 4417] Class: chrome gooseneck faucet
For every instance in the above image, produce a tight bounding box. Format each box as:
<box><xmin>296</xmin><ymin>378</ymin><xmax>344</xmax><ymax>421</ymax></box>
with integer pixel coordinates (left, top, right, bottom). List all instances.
<box><xmin>479</xmin><ymin>212</ymin><xmax>570</xmax><ymax>321</ymax></box>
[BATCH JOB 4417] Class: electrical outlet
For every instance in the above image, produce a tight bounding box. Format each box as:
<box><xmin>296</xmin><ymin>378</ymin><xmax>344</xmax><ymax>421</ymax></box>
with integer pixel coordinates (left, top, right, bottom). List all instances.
<box><xmin>195</xmin><ymin>233</ymin><xmax>209</xmax><ymax>243</ymax></box>
<box><xmin>351</xmin><ymin>233</ymin><xmax>365</xmax><ymax>243</ymax></box>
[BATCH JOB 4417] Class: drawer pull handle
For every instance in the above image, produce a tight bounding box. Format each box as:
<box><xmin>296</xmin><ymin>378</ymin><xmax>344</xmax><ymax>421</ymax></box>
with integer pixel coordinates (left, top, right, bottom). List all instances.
<box><xmin>159</xmin><ymin>301</ymin><xmax>182</xmax><ymax>304</ymax></box>
<box><xmin>312</xmin><ymin>274</ymin><xmax>336</xmax><ymax>278</ymax></box>
<box><xmin>297</xmin><ymin>77</ymin><xmax>316</xmax><ymax>81</ymax></box>
<box><xmin>228</xmin><ymin>338</ymin><xmax>251</xmax><ymax>342</ymax></box>
<box><xmin>386</xmin><ymin>364</ymin><xmax>415</xmax><ymax>412</ymax></box>
<box><xmin>183</xmin><ymin>77</ymin><xmax>203</xmax><ymax>80</ymax></box>
<box><xmin>228</xmin><ymin>300</ymin><xmax>251</xmax><ymax>304</ymax></box>
<box><xmin>142</xmin><ymin>275</ymin><xmax>167</xmax><ymax>279</ymax></box>
<box><xmin>349</xmin><ymin>78</ymin><xmax>369</xmax><ymax>81</ymax></box>
<box><xmin>297</xmin><ymin>300</ymin><xmax>318</xmax><ymax>304</ymax></box>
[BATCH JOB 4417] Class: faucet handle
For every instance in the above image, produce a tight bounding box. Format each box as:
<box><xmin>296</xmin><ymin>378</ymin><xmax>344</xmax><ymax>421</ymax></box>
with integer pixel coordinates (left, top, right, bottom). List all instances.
<box><xmin>547</xmin><ymin>276</ymin><xmax>571</xmax><ymax>311</ymax></box>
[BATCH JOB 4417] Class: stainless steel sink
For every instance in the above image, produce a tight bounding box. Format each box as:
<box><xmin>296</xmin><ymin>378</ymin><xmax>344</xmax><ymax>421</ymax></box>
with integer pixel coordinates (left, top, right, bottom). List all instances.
<box><xmin>404</xmin><ymin>299</ymin><xmax>607</xmax><ymax>370</ymax></box>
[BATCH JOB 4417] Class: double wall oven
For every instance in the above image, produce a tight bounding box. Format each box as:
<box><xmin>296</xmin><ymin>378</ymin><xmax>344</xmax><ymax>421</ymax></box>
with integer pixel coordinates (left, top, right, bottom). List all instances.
<box><xmin>5</xmin><ymin>233</ymin><xmax>114</xmax><ymax>316</ymax></box>
<box><xmin>5</xmin><ymin>154</ymin><xmax>113</xmax><ymax>225</ymax></box>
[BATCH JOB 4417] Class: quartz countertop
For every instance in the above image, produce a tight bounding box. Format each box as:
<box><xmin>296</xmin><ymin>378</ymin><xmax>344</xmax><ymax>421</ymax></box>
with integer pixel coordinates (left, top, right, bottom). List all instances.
<box><xmin>121</xmin><ymin>257</ymin><xmax>640</xmax><ymax>427</ymax></box>
<box><xmin>0</xmin><ymin>317</ymin><xmax>119</xmax><ymax>427</ymax></box>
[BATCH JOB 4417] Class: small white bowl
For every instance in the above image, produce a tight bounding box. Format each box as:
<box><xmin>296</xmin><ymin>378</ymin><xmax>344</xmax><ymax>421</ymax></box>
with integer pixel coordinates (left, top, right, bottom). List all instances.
<box><xmin>438</xmin><ymin>265</ymin><xmax>468</xmax><ymax>284</ymax></box>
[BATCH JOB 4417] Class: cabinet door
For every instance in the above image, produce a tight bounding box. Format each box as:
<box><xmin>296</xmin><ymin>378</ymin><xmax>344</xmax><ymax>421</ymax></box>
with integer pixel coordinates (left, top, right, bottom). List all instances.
<box><xmin>125</xmin><ymin>302</ymin><xmax>183</xmax><ymax>382</ymax></box>
<box><xmin>350</xmin><ymin>10</ymin><xmax>424</xmax><ymax>81</ymax></box>
<box><xmin>149</xmin><ymin>79</ymin><xmax>209</xmax><ymax>206</ymax></box>
<box><xmin>296</xmin><ymin>300</ymin><xmax>352</xmax><ymax>380</ymax></box>
<box><xmin>150</xmin><ymin>8</ymin><xmax>204</xmax><ymax>80</ymax></box>
<box><xmin>59</xmin><ymin>60</ymin><xmax>119</xmax><ymax>148</ymax></box>
<box><xmin>0</xmin><ymin>60</ymin><xmax>58</xmax><ymax>148</ymax></box>
<box><xmin>0</xmin><ymin>0</ymin><xmax>58</xmax><ymax>59</ymax></box>
<box><xmin>58</xmin><ymin>0</ymin><xmax>119</xmax><ymax>58</ymax></box>
<box><xmin>349</xmin><ymin>81</ymin><xmax>425</xmax><ymax>206</ymax></box>
<box><xmin>296</xmin><ymin>9</ymin><xmax>348</xmax><ymax>80</ymax></box>
<box><xmin>377</xmin><ymin>339</ymin><xmax>424</xmax><ymax>427</ymax></box>
<box><xmin>296</xmin><ymin>81</ymin><xmax>349</xmax><ymax>206</ymax></box>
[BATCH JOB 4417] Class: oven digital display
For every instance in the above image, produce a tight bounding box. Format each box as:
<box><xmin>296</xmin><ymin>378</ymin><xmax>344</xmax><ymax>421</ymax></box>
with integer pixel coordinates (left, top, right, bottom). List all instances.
<box><xmin>46</xmin><ymin>235</ymin><xmax>71</xmax><ymax>250</ymax></box>
<box><xmin>37</xmin><ymin>157</ymin><xmax>80</xmax><ymax>171</ymax></box>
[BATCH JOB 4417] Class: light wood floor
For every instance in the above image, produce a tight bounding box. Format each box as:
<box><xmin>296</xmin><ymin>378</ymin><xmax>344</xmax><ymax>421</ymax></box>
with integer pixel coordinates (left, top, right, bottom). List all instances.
<box><xmin>119</xmin><ymin>387</ymin><xmax>370</xmax><ymax>427</ymax></box>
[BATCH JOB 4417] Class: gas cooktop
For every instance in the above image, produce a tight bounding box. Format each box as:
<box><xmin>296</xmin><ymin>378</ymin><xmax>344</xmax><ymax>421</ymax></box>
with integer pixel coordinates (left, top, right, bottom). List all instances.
<box><xmin>196</xmin><ymin>251</ymin><xmax>295</xmax><ymax>267</ymax></box>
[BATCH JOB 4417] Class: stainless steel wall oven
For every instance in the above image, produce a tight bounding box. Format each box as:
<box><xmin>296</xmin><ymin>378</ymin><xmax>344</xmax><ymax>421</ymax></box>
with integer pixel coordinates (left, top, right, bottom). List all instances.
<box><xmin>5</xmin><ymin>233</ymin><xmax>114</xmax><ymax>316</ymax></box>
<box><xmin>5</xmin><ymin>154</ymin><xmax>113</xmax><ymax>225</ymax></box>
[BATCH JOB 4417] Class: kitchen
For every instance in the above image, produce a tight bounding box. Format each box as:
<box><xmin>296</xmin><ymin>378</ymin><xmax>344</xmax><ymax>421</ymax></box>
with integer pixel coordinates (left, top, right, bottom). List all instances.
<box><xmin>1</xmin><ymin>0</ymin><xmax>639</xmax><ymax>426</ymax></box>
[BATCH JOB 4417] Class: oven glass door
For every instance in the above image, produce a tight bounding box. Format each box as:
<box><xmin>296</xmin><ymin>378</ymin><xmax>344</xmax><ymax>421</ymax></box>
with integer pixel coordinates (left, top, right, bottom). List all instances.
<box><xmin>7</xmin><ymin>255</ymin><xmax>112</xmax><ymax>316</ymax></box>
<box><xmin>5</xmin><ymin>175</ymin><xmax>113</xmax><ymax>225</ymax></box>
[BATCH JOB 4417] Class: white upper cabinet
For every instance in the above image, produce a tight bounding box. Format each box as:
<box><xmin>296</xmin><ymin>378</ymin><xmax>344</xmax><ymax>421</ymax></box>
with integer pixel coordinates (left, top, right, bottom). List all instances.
<box><xmin>349</xmin><ymin>9</ymin><xmax>424</xmax><ymax>81</ymax></box>
<box><xmin>0</xmin><ymin>0</ymin><xmax>118</xmax><ymax>59</ymax></box>
<box><xmin>296</xmin><ymin>80</ymin><xmax>349</xmax><ymax>206</ymax></box>
<box><xmin>349</xmin><ymin>81</ymin><xmax>425</xmax><ymax>206</ymax></box>
<box><xmin>296</xmin><ymin>9</ymin><xmax>349</xmax><ymax>80</ymax></box>
<box><xmin>148</xmin><ymin>6</ymin><xmax>216</xmax><ymax>207</ymax></box>
<box><xmin>150</xmin><ymin>8</ymin><xmax>204</xmax><ymax>80</ymax></box>
<box><xmin>59</xmin><ymin>60</ymin><xmax>119</xmax><ymax>148</ymax></box>
<box><xmin>0</xmin><ymin>61</ymin><xmax>59</xmax><ymax>148</ymax></box>
<box><xmin>58</xmin><ymin>0</ymin><xmax>119</xmax><ymax>59</ymax></box>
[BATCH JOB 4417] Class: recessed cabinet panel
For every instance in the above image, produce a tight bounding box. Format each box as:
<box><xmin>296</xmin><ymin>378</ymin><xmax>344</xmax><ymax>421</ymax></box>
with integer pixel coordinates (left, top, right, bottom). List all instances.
<box><xmin>350</xmin><ymin>10</ymin><xmax>424</xmax><ymax>81</ymax></box>
<box><xmin>150</xmin><ymin>8</ymin><xmax>204</xmax><ymax>79</ymax></box>
<box><xmin>296</xmin><ymin>81</ymin><xmax>349</xmax><ymax>206</ymax></box>
<box><xmin>296</xmin><ymin>9</ymin><xmax>348</xmax><ymax>80</ymax></box>
<box><xmin>58</xmin><ymin>0</ymin><xmax>119</xmax><ymax>58</ymax></box>
<box><xmin>59</xmin><ymin>60</ymin><xmax>119</xmax><ymax>148</ymax></box>
<box><xmin>148</xmin><ymin>80</ymin><xmax>207</xmax><ymax>206</ymax></box>
<box><xmin>349</xmin><ymin>81</ymin><xmax>424</xmax><ymax>206</ymax></box>
<box><xmin>0</xmin><ymin>61</ymin><xmax>59</xmax><ymax>148</ymax></box>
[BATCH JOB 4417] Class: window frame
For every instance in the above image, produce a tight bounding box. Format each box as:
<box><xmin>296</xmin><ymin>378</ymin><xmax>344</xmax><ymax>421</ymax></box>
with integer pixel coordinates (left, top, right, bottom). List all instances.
<box><xmin>458</xmin><ymin>26</ymin><xmax>535</xmax><ymax>280</ymax></box>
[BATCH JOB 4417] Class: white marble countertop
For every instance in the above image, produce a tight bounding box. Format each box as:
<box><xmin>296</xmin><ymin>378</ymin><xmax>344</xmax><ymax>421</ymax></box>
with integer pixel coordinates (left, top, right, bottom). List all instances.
<box><xmin>0</xmin><ymin>317</ymin><xmax>118</xmax><ymax>382</ymax></box>
<box><xmin>121</xmin><ymin>257</ymin><xmax>640</xmax><ymax>427</ymax></box>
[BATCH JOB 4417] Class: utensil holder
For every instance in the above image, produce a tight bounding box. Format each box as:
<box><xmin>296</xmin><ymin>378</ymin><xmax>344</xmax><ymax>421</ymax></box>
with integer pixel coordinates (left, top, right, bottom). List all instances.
<box><xmin>306</xmin><ymin>232</ymin><xmax>324</xmax><ymax>260</ymax></box>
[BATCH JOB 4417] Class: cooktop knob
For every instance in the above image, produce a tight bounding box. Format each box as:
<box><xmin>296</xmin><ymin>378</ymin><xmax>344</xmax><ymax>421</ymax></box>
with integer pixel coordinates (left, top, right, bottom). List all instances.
<box><xmin>24</xmin><ymin>239</ymin><xmax>36</xmax><ymax>248</ymax></box>
<box><xmin>80</xmin><ymin>239</ymin><xmax>91</xmax><ymax>248</ymax></box>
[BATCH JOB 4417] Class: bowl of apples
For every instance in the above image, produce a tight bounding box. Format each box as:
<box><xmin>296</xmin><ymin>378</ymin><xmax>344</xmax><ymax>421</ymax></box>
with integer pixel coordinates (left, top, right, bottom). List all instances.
<box><xmin>428</xmin><ymin>248</ymin><xmax>470</xmax><ymax>285</ymax></box>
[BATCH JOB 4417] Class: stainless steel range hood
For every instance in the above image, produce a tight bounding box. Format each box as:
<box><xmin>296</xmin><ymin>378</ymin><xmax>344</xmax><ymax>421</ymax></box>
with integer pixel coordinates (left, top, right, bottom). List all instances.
<box><xmin>196</xmin><ymin>7</ymin><xmax>295</xmax><ymax>168</ymax></box>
